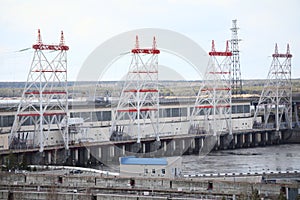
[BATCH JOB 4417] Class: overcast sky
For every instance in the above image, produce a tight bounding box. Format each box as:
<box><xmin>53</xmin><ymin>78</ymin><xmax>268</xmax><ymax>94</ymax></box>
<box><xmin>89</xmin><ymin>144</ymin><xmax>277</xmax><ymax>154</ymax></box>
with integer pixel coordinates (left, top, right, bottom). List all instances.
<box><xmin>0</xmin><ymin>0</ymin><xmax>299</xmax><ymax>81</ymax></box>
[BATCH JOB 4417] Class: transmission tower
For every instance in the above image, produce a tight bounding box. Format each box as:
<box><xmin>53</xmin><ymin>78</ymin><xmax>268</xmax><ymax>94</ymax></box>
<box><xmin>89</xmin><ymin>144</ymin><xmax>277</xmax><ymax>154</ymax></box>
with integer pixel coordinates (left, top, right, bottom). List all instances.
<box><xmin>191</xmin><ymin>40</ymin><xmax>232</xmax><ymax>136</ymax></box>
<box><xmin>254</xmin><ymin>44</ymin><xmax>292</xmax><ymax>131</ymax></box>
<box><xmin>230</xmin><ymin>19</ymin><xmax>243</xmax><ymax>95</ymax></box>
<box><xmin>111</xmin><ymin>36</ymin><xmax>160</xmax><ymax>143</ymax></box>
<box><xmin>9</xmin><ymin>29</ymin><xmax>69</xmax><ymax>152</ymax></box>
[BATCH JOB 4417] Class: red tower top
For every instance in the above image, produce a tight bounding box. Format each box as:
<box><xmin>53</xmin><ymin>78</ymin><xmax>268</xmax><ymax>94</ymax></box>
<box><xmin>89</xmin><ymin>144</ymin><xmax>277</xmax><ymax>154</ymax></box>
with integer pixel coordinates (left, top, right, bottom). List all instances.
<box><xmin>209</xmin><ymin>40</ymin><xmax>232</xmax><ymax>56</ymax></box>
<box><xmin>32</xmin><ymin>29</ymin><xmax>69</xmax><ymax>51</ymax></box>
<box><xmin>272</xmin><ymin>43</ymin><xmax>292</xmax><ymax>58</ymax></box>
<box><xmin>131</xmin><ymin>35</ymin><xmax>160</xmax><ymax>54</ymax></box>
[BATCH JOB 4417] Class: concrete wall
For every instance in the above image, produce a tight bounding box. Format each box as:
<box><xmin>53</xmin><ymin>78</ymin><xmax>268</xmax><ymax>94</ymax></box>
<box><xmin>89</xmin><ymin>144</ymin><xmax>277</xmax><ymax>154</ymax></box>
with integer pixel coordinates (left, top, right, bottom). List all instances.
<box><xmin>0</xmin><ymin>190</ymin><xmax>94</xmax><ymax>200</ymax></box>
<box><xmin>0</xmin><ymin>134</ymin><xmax>8</xmax><ymax>150</ymax></box>
<box><xmin>7</xmin><ymin>110</ymin><xmax>255</xmax><ymax>150</ymax></box>
<box><xmin>0</xmin><ymin>171</ymin><xmax>298</xmax><ymax>199</ymax></box>
<box><xmin>232</xmin><ymin>117</ymin><xmax>253</xmax><ymax>130</ymax></box>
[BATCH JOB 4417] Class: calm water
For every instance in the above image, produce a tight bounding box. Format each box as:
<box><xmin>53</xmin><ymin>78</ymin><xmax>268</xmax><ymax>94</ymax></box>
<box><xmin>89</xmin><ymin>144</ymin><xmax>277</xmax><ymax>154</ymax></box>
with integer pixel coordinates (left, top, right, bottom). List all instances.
<box><xmin>182</xmin><ymin>144</ymin><xmax>300</xmax><ymax>175</ymax></box>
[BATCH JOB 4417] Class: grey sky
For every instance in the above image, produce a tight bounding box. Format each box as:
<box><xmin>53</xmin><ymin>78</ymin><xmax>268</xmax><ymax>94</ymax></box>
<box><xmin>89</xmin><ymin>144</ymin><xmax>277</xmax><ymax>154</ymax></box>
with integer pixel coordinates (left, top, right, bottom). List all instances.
<box><xmin>0</xmin><ymin>0</ymin><xmax>299</xmax><ymax>81</ymax></box>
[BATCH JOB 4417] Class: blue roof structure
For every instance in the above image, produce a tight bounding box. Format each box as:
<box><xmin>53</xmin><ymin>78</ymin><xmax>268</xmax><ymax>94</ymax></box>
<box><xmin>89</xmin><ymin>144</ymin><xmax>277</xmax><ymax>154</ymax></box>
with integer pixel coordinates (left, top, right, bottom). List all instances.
<box><xmin>120</xmin><ymin>157</ymin><xmax>168</xmax><ymax>165</ymax></box>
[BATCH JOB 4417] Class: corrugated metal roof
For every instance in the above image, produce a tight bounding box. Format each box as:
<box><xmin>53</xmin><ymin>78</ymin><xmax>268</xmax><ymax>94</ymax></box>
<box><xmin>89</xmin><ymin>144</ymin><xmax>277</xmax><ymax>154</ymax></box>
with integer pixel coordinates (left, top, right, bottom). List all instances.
<box><xmin>120</xmin><ymin>157</ymin><xmax>167</xmax><ymax>165</ymax></box>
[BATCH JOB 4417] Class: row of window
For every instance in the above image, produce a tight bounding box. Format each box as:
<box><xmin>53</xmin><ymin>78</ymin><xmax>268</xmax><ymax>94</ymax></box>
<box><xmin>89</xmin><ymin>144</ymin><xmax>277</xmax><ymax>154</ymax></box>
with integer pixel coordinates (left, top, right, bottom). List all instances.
<box><xmin>0</xmin><ymin>105</ymin><xmax>250</xmax><ymax>127</ymax></box>
<box><xmin>144</xmin><ymin>168</ymin><xmax>166</xmax><ymax>175</ymax></box>
<box><xmin>70</xmin><ymin>111</ymin><xmax>111</xmax><ymax>122</ymax></box>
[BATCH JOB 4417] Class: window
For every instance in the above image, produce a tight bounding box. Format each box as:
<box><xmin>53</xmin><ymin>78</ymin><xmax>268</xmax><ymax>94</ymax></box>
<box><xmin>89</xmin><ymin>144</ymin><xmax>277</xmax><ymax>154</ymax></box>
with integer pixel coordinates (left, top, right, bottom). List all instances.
<box><xmin>165</xmin><ymin>109</ymin><xmax>171</xmax><ymax>118</ymax></box>
<box><xmin>144</xmin><ymin>169</ymin><xmax>148</xmax><ymax>174</ymax></box>
<box><xmin>7</xmin><ymin>116</ymin><xmax>14</xmax><ymax>126</ymax></box>
<box><xmin>152</xmin><ymin>169</ymin><xmax>155</xmax><ymax>174</ymax></box>
<box><xmin>181</xmin><ymin>108</ymin><xmax>187</xmax><ymax>117</ymax></box>
<box><xmin>172</xmin><ymin>108</ymin><xmax>180</xmax><ymax>117</ymax></box>
<box><xmin>236</xmin><ymin>105</ymin><xmax>244</xmax><ymax>113</ymax></box>
<box><xmin>244</xmin><ymin>105</ymin><xmax>250</xmax><ymax>113</ymax></box>
<box><xmin>71</xmin><ymin>112</ymin><xmax>80</xmax><ymax>118</ymax></box>
<box><xmin>161</xmin><ymin>169</ymin><xmax>166</xmax><ymax>175</ymax></box>
<box><xmin>103</xmin><ymin>111</ymin><xmax>111</xmax><ymax>121</ymax></box>
<box><xmin>95</xmin><ymin>111</ymin><xmax>102</xmax><ymax>121</ymax></box>
<box><xmin>232</xmin><ymin>105</ymin><xmax>237</xmax><ymax>114</ymax></box>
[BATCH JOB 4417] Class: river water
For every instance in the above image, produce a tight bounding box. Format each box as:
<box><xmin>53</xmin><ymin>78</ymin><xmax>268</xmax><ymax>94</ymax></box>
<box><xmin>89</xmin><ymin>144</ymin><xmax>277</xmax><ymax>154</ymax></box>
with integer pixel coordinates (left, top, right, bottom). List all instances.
<box><xmin>182</xmin><ymin>144</ymin><xmax>300</xmax><ymax>175</ymax></box>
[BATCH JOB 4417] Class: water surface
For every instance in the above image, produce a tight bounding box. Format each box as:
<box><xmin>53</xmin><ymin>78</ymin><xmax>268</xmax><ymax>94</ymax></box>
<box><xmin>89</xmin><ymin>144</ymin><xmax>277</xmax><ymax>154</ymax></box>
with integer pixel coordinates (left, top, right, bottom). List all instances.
<box><xmin>182</xmin><ymin>144</ymin><xmax>300</xmax><ymax>175</ymax></box>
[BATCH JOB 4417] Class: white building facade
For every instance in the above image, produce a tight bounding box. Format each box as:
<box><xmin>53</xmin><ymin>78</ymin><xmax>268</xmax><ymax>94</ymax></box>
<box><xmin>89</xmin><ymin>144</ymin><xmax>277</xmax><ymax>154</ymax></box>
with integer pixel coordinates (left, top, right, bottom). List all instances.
<box><xmin>119</xmin><ymin>156</ymin><xmax>182</xmax><ymax>178</ymax></box>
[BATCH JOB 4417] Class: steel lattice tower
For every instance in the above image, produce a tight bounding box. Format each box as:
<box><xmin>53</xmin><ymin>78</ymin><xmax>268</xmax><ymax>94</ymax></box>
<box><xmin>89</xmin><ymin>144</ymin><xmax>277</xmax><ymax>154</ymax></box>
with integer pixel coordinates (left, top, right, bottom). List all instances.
<box><xmin>230</xmin><ymin>19</ymin><xmax>243</xmax><ymax>95</ymax></box>
<box><xmin>254</xmin><ymin>44</ymin><xmax>292</xmax><ymax>131</ymax></box>
<box><xmin>111</xmin><ymin>36</ymin><xmax>160</xmax><ymax>143</ymax></box>
<box><xmin>191</xmin><ymin>40</ymin><xmax>232</xmax><ymax>136</ymax></box>
<box><xmin>9</xmin><ymin>29</ymin><xmax>69</xmax><ymax>152</ymax></box>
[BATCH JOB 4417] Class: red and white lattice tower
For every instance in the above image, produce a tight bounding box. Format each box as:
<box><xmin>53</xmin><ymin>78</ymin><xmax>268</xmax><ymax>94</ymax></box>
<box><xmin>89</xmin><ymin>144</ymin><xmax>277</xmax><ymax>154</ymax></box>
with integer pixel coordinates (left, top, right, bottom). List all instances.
<box><xmin>254</xmin><ymin>44</ymin><xmax>292</xmax><ymax>131</ymax></box>
<box><xmin>191</xmin><ymin>40</ymin><xmax>232</xmax><ymax>136</ymax></box>
<box><xmin>9</xmin><ymin>29</ymin><xmax>69</xmax><ymax>152</ymax></box>
<box><xmin>111</xmin><ymin>36</ymin><xmax>160</xmax><ymax>143</ymax></box>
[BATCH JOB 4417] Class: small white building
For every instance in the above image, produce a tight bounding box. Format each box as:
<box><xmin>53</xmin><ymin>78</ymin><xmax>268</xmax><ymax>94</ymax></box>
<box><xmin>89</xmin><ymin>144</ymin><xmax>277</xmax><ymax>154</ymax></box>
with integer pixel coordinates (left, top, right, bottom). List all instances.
<box><xmin>119</xmin><ymin>156</ymin><xmax>182</xmax><ymax>178</ymax></box>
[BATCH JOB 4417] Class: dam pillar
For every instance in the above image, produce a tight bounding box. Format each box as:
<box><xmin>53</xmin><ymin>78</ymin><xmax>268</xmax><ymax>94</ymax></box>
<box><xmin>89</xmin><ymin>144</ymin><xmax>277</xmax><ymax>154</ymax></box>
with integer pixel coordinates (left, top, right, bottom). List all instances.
<box><xmin>110</xmin><ymin>146</ymin><xmax>114</xmax><ymax>157</ymax></box>
<box><xmin>190</xmin><ymin>138</ymin><xmax>195</xmax><ymax>153</ymax></box>
<box><xmin>191</xmin><ymin>138</ymin><xmax>195</xmax><ymax>149</ymax></box>
<box><xmin>47</xmin><ymin>151</ymin><xmax>51</xmax><ymax>164</ymax></box>
<box><xmin>122</xmin><ymin>145</ymin><xmax>125</xmax><ymax>156</ymax></box>
<box><xmin>142</xmin><ymin>143</ymin><xmax>145</xmax><ymax>153</ymax></box>
<box><xmin>86</xmin><ymin>147</ymin><xmax>90</xmax><ymax>160</ymax></box>
<box><xmin>98</xmin><ymin>147</ymin><xmax>102</xmax><ymax>159</ymax></box>
<box><xmin>171</xmin><ymin>140</ymin><xmax>176</xmax><ymax>156</ymax></box>
<box><xmin>172</xmin><ymin>140</ymin><xmax>178</xmax><ymax>155</ymax></box>
<box><xmin>234</xmin><ymin>134</ymin><xmax>238</xmax><ymax>148</ymax></box>
<box><xmin>74</xmin><ymin>149</ymin><xmax>79</xmax><ymax>163</ymax></box>
<box><xmin>201</xmin><ymin>137</ymin><xmax>204</xmax><ymax>149</ymax></box>
<box><xmin>265</xmin><ymin>132</ymin><xmax>269</xmax><ymax>145</ymax></box>
<box><xmin>164</xmin><ymin>141</ymin><xmax>167</xmax><ymax>153</ymax></box>
<box><xmin>275</xmin><ymin>131</ymin><xmax>282</xmax><ymax>144</ymax></box>
<box><xmin>53</xmin><ymin>149</ymin><xmax>58</xmax><ymax>164</ymax></box>
<box><xmin>279</xmin><ymin>131</ymin><xmax>282</xmax><ymax>140</ymax></box>
<box><xmin>256</xmin><ymin>133</ymin><xmax>261</xmax><ymax>144</ymax></box>
<box><xmin>51</xmin><ymin>149</ymin><xmax>57</xmax><ymax>165</ymax></box>
<box><xmin>241</xmin><ymin>134</ymin><xmax>245</xmax><ymax>147</ymax></box>
<box><xmin>173</xmin><ymin>140</ymin><xmax>176</xmax><ymax>152</ymax></box>
<box><xmin>216</xmin><ymin>135</ymin><xmax>221</xmax><ymax>150</ymax></box>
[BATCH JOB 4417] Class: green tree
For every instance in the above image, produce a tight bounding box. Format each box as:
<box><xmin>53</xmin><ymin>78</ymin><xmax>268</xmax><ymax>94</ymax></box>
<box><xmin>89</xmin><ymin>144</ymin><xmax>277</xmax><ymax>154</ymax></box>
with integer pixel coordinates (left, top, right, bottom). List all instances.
<box><xmin>251</xmin><ymin>189</ymin><xmax>260</xmax><ymax>200</ymax></box>
<box><xmin>6</xmin><ymin>151</ymin><xmax>18</xmax><ymax>170</ymax></box>
<box><xmin>277</xmin><ymin>192</ymin><xmax>286</xmax><ymax>200</ymax></box>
